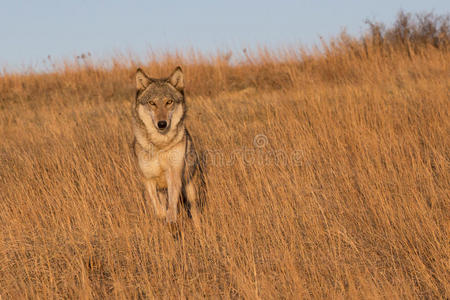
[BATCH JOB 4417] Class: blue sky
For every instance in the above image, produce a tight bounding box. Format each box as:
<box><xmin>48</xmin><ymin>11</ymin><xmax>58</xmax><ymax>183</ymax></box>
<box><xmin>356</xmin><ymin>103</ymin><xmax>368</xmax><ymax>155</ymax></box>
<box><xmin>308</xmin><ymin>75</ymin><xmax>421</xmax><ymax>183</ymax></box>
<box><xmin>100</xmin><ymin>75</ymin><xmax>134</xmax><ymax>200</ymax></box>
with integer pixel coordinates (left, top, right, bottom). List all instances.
<box><xmin>1</xmin><ymin>1</ymin><xmax>449</xmax><ymax>71</ymax></box>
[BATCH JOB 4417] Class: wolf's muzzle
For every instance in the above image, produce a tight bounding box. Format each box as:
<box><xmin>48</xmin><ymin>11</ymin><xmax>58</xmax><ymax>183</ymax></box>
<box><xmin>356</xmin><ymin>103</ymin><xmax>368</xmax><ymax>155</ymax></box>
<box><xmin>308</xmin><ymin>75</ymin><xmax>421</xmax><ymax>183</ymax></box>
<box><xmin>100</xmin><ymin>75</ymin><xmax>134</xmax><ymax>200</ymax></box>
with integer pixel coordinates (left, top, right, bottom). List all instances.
<box><xmin>157</xmin><ymin>121</ymin><xmax>168</xmax><ymax>129</ymax></box>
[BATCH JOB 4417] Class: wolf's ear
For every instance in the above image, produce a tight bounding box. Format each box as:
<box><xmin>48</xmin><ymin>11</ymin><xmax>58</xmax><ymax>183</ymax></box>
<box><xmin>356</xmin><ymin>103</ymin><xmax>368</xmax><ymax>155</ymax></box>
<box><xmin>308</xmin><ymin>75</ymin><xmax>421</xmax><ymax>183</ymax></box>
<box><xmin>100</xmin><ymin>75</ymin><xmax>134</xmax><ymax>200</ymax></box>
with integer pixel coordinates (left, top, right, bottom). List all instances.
<box><xmin>136</xmin><ymin>68</ymin><xmax>151</xmax><ymax>90</ymax></box>
<box><xmin>168</xmin><ymin>66</ymin><xmax>184</xmax><ymax>92</ymax></box>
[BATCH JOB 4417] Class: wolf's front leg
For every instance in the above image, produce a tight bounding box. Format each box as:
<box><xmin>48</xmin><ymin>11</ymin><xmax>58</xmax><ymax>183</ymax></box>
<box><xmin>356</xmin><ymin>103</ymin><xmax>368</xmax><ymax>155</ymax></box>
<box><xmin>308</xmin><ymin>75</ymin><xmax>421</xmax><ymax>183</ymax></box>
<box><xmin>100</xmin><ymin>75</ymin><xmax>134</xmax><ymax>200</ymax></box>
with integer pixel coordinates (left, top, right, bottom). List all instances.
<box><xmin>166</xmin><ymin>168</ymin><xmax>182</xmax><ymax>223</ymax></box>
<box><xmin>145</xmin><ymin>179</ymin><xmax>166</xmax><ymax>218</ymax></box>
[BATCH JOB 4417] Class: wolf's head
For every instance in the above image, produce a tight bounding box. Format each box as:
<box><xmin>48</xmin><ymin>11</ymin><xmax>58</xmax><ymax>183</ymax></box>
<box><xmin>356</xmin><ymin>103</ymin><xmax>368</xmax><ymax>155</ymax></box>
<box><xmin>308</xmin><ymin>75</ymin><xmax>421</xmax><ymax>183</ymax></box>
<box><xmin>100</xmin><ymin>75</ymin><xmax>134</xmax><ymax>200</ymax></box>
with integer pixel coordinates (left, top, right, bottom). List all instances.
<box><xmin>134</xmin><ymin>67</ymin><xmax>185</xmax><ymax>135</ymax></box>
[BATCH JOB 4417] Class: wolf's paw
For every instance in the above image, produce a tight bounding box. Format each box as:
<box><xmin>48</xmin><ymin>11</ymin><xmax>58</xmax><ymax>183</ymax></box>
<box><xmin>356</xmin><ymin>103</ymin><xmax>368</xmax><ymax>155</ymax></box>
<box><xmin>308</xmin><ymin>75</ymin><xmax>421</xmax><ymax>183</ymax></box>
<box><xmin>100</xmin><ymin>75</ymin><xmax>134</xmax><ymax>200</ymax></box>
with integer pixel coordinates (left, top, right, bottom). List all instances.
<box><xmin>166</xmin><ymin>210</ymin><xmax>177</xmax><ymax>224</ymax></box>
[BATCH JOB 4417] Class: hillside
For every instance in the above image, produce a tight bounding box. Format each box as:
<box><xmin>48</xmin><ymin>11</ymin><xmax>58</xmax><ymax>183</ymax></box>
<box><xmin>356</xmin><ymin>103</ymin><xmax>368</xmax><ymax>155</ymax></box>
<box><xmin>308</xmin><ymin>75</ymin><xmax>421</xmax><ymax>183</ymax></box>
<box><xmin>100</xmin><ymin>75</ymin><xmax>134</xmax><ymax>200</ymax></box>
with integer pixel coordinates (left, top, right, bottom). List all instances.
<box><xmin>0</xmin><ymin>12</ymin><xmax>449</xmax><ymax>298</ymax></box>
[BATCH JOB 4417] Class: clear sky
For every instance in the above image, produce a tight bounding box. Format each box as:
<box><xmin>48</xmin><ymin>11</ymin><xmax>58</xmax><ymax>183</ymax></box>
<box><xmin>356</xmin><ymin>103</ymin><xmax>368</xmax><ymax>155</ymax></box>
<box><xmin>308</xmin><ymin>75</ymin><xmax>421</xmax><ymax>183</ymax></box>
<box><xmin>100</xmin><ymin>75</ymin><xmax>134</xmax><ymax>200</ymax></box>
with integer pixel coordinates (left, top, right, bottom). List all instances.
<box><xmin>1</xmin><ymin>1</ymin><xmax>449</xmax><ymax>71</ymax></box>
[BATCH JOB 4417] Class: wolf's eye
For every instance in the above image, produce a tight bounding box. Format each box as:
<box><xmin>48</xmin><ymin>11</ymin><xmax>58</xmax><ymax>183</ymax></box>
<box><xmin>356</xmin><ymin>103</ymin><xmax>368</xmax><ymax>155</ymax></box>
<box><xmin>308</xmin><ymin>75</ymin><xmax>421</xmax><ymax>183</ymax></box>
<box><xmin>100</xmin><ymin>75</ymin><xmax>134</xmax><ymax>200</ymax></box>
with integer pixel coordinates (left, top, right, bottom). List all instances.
<box><xmin>166</xmin><ymin>99</ymin><xmax>173</xmax><ymax>105</ymax></box>
<box><xmin>149</xmin><ymin>101</ymin><xmax>156</xmax><ymax>106</ymax></box>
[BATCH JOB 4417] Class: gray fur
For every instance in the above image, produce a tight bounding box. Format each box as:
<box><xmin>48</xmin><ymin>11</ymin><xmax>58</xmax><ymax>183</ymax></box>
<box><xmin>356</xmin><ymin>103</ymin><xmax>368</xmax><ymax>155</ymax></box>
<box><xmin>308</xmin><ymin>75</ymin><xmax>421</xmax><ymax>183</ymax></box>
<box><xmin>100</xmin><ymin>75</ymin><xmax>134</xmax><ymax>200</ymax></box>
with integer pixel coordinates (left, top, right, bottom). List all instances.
<box><xmin>132</xmin><ymin>66</ymin><xmax>205</xmax><ymax>225</ymax></box>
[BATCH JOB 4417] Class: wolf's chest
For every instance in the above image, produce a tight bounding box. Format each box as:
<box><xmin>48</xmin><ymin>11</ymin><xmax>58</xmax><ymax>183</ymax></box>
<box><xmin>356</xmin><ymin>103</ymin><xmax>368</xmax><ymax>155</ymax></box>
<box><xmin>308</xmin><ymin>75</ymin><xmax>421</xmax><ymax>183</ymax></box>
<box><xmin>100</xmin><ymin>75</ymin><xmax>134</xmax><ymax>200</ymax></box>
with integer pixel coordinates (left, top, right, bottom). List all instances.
<box><xmin>137</xmin><ymin>143</ymin><xmax>185</xmax><ymax>189</ymax></box>
<box><xmin>138</xmin><ymin>156</ymin><xmax>167</xmax><ymax>188</ymax></box>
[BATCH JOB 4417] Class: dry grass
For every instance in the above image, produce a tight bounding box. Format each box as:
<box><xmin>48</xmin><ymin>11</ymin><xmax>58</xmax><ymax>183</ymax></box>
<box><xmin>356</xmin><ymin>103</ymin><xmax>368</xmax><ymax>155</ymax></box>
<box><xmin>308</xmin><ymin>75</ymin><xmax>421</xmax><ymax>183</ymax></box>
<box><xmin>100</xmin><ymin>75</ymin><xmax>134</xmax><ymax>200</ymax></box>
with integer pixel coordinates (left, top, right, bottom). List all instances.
<box><xmin>0</xmin><ymin>13</ymin><xmax>449</xmax><ymax>298</ymax></box>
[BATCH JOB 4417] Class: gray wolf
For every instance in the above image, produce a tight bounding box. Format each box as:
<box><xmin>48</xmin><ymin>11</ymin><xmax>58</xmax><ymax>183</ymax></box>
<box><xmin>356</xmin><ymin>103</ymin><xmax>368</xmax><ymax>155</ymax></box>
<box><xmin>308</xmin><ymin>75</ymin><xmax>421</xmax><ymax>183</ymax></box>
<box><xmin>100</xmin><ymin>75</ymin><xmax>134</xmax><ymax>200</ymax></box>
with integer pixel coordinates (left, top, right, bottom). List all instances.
<box><xmin>132</xmin><ymin>66</ymin><xmax>205</xmax><ymax>224</ymax></box>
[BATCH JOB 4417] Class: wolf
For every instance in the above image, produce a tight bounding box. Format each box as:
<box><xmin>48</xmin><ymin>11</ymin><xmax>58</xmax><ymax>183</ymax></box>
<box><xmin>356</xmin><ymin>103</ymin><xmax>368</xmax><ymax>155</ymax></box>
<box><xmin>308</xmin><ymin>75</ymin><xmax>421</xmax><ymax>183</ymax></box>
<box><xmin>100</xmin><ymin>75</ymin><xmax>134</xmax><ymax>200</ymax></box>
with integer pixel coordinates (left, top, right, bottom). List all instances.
<box><xmin>132</xmin><ymin>66</ymin><xmax>205</xmax><ymax>224</ymax></box>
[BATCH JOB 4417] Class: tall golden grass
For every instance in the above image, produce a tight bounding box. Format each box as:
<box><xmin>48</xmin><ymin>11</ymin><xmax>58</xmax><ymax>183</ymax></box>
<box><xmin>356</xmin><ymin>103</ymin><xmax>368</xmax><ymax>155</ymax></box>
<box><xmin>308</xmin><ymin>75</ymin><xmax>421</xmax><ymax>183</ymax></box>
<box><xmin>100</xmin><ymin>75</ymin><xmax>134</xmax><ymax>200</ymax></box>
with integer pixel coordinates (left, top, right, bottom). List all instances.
<box><xmin>1</xmin><ymin>12</ymin><xmax>449</xmax><ymax>298</ymax></box>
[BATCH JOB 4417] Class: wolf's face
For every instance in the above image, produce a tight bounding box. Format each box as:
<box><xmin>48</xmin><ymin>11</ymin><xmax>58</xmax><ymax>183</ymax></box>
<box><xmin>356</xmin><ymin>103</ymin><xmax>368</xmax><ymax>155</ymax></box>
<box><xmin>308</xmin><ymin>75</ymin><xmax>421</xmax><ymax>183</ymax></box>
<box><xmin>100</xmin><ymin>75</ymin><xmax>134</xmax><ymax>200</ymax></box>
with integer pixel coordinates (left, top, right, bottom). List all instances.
<box><xmin>135</xmin><ymin>67</ymin><xmax>185</xmax><ymax>134</ymax></box>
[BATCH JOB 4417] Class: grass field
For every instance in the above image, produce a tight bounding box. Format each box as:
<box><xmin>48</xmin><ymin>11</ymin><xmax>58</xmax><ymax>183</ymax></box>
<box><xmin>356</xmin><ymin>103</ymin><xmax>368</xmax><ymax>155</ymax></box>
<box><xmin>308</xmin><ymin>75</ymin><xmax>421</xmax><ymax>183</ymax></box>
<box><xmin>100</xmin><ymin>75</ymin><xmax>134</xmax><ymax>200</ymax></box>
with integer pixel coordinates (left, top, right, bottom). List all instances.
<box><xmin>0</xmin><ymin>13</ymin><xmax>449</xmax><ymax>298</ymax></box>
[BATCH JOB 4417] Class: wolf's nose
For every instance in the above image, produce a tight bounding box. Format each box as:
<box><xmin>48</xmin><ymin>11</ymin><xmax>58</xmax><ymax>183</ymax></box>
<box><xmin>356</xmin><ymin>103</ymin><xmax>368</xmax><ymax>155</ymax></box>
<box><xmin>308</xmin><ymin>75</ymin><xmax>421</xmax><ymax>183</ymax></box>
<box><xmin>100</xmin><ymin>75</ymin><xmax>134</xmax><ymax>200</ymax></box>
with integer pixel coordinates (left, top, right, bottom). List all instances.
<box><xmin>157</xmin><ymin>121</ymin><xmax>167</xmax><ymax>129</ymax></box>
